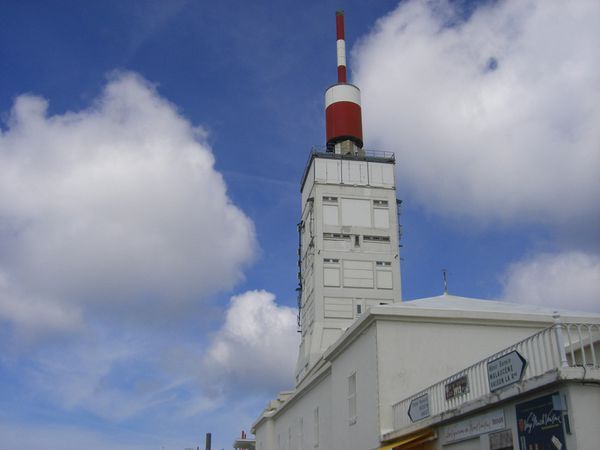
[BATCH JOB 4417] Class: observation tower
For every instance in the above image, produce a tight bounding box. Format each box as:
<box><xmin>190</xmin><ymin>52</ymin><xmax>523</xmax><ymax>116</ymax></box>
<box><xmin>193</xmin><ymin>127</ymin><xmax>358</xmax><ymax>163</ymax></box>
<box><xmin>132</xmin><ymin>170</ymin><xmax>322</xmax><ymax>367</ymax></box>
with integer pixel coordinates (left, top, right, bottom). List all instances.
<box><xmin>295</xmin><ymin>11</ymin><xmax>402</xmax><ymax>384</ymax></box>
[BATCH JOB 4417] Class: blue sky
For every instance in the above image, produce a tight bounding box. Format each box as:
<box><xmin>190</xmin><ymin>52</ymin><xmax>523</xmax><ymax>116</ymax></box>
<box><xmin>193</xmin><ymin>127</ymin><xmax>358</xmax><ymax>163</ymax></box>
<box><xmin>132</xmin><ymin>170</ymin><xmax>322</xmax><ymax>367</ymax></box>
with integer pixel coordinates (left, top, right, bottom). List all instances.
<box><xmin>0</xmin><ymin>1</ymin><xmax>599</xmax><ymax>449</ymax></box>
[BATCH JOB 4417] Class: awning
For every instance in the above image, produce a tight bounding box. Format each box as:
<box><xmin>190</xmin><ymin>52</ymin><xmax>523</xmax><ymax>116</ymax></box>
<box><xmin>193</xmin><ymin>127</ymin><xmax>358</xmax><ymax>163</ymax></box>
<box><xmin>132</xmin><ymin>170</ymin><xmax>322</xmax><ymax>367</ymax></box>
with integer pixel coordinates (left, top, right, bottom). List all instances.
<box><xmin>232</xmin><ymin>438</ymin><xmax>255</xmax><ymax>450</ymax></box>
<box><xmin>378</xmin><ymin>429</ymin><xmax>436</xmax><ymax>450</ymax></box>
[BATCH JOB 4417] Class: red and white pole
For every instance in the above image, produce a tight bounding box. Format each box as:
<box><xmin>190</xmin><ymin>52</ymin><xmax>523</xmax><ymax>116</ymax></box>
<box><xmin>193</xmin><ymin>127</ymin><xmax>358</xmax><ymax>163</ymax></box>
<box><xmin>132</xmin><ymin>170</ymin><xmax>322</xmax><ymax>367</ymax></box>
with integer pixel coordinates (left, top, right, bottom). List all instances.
<box><xmin>325</xmin><ymin>11</ymin><xmax>364</xmax><ymax>149</ymax></box>
<box><xmin>336</xmin><ymin>11</ymin><xmax>347</xmax><ymax>83</ymax></box>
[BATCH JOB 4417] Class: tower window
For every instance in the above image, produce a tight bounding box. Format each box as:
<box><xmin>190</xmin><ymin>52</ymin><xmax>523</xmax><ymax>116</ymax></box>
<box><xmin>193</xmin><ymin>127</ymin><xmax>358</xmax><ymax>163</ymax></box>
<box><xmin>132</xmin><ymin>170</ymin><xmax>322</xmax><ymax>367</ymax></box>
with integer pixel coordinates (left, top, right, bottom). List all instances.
<box><xmin>324</xmin><ymin>259</ymin><xmax>341</xmax><ymax>287</ymax></box>
<box><xmin>356</xmin><ymin>304</ymin><xmax>362</xmax><ymax>315</ymax></box>
<box><xmin>323</xmin><ymin>203</ymin><xmax>339</xmax><ymax>225</ymax></box>
<box><xmin>354</xmin><ymin>235</ymin><xmax>360</xmax><ymax>247</ymax></box>
<box><xmin>373</xmin><ymin>200</ymin><xmax>388</xmax><ymax>207</ymax></box>
<box><xmin>323</xmin><ymin>233</ymin><xmax>350</xmax><ymax>240</ymax></box>
<box><xmin>364</xmin><ymin>235</ymin><xmax>390</xmax><ymax>242</ymax></box>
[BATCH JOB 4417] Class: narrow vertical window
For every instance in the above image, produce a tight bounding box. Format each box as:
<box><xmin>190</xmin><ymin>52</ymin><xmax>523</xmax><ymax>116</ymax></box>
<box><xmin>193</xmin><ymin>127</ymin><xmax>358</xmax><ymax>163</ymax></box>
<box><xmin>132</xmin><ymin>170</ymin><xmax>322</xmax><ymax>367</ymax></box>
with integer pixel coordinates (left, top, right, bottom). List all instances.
<box><xmin>313</xmin><ymin>407</ymin><xmax>319</xmax><ymax>448</ymax></box>
<box><xmin>299</xmin><ymin>416</ymin><xmax>304</xmax><ymax>450</ymax></box>
<box><xmin>348</xmin><ymin>372</ymin><xmax>357</xmax><ymax>425</ymax></box>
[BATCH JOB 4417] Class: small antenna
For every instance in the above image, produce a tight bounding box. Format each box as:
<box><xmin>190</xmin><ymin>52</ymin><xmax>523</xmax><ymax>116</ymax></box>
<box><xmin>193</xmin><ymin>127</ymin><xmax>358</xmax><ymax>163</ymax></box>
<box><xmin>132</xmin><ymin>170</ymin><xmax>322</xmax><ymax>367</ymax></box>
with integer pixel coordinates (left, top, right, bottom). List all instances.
<box><xmin>442</xmin><ymin>269</ymin><xmax>448</xmax><ymax>295</ymax></box>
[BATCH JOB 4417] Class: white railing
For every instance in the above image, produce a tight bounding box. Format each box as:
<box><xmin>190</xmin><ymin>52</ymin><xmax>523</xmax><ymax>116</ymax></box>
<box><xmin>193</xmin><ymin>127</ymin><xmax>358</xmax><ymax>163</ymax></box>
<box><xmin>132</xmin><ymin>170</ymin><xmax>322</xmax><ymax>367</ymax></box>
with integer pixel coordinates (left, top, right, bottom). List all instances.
<box><xmin>392</xmin><ymin>321</ymin><xmax>600</xmax><ymax>432</ymax></box>
<box><xmin>564</xmin><ymin>323</ymin><xmax>600</xmax><ymax>367</ymax></box>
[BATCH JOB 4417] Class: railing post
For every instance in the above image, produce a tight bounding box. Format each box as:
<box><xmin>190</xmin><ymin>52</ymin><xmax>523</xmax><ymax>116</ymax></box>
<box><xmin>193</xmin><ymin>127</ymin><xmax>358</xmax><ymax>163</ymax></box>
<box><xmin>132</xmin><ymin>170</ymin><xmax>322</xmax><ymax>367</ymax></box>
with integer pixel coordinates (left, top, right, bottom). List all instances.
<box><xmin>553</xmin><ymin>313</ymin><xmax>569</xmax><ymax>368</ymax></box>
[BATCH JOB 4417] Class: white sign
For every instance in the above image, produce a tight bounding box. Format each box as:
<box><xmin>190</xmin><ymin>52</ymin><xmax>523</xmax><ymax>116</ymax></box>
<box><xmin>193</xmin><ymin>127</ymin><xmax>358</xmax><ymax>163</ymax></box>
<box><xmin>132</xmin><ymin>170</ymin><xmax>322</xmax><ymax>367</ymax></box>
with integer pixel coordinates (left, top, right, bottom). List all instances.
<box><xmin>408</xmin><ymin>394</ymin><xmax>430</xmax><ymax>422</ymax></box>
<box><xmin>487</xmin><ymin>351</ymin><xmax>527</xmax><ymax>392</ymax></box>
<box><xmin>442</xmin><ymin>409</ymin><xmax>506</xmax><ymax>444</ymax></box>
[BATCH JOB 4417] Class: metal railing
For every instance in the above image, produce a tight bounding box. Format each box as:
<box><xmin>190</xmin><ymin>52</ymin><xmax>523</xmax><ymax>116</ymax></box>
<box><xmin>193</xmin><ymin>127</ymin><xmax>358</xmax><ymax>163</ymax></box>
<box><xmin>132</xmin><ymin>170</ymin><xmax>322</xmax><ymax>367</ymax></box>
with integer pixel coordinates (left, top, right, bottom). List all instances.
<box><xmin>308</xmin><ymin>146</ymin><xmax>395</xmax><ymax>161</ymax></box>
<box><xmin>391</xmin><ymin>321</ymin><xmax>600</xmax><ymax>432</ymax></box>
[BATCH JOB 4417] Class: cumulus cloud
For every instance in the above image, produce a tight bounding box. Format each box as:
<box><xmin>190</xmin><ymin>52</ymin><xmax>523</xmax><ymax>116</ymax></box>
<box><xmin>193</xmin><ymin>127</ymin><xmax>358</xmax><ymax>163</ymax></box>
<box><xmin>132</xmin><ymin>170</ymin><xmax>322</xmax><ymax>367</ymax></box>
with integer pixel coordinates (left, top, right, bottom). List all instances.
<box><xmin>354</xmin><ymin>0</ymin><xmax>600</xmax><ymax>228</ymax></box>
<box><xmin>0</xmin><ymin>72</ymin><xmax>256</xmax><ymax>332</ymax></box>
<box><xmin>502</xmin><ymin>251</ymin><xmax>600</xmax><ymax>312</ymax></box>
<box><xmin>203</xmin><ymin>290</ymin><xmax>299</xmax><ymax>395</ymax></box>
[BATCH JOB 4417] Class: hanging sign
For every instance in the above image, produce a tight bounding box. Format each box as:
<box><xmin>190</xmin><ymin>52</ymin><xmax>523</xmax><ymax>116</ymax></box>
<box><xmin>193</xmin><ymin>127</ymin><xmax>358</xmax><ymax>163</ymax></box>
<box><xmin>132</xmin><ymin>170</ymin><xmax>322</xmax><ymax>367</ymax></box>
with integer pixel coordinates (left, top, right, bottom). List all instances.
<box><xmin>487</xmin><ymin>350</ymin><xmax>527</xmax><ymax>392</ymax></box>
<box><xmin>408</xmin><ymin>394</ymin><xmax>430</xmax><ymax>422</ymax></box>
<box><xmin>445</xmin><ymin>375</ymin><xmax>469</xmax><ymax>400</ymax></box>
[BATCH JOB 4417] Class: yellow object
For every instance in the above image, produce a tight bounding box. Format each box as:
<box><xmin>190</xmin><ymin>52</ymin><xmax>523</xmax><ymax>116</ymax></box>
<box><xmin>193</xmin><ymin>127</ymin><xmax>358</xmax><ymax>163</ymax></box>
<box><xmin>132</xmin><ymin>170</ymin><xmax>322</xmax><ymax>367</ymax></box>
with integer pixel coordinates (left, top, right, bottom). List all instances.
<box><xmin>378</xmin><ymin>429</ymin><xmax>436</xmax><ymax>450</ymax></box>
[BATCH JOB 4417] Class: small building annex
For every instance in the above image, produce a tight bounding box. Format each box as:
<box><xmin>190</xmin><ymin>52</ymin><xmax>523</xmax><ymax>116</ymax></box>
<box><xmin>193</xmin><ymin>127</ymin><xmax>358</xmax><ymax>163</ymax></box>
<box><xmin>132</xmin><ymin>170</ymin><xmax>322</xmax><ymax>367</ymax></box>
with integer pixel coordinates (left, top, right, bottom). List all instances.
<box><xmin>252</xmin><ymin>296</ymin><xmax>600</xmax><ymax>450</ymax></box>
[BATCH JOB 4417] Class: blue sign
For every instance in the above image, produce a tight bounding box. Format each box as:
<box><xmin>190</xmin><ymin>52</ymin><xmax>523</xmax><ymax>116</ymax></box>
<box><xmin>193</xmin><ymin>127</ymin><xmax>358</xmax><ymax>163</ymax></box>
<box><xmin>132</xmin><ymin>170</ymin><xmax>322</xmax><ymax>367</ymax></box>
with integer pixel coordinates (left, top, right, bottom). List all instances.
<box><xmin>516</xmin><ymin>393</ymin><xmax>566</xmax><ymax>450</ymax></box>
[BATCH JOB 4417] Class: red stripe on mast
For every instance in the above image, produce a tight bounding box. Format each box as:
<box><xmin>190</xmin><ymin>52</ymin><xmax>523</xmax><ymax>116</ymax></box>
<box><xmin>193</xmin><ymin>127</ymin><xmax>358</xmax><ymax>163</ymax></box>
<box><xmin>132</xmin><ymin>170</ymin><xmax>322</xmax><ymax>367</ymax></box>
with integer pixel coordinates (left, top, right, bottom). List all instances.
<box><xmin>336</xmin><ymin>11</ymin><xmax>345</xmax><ymax>40</ymax></box>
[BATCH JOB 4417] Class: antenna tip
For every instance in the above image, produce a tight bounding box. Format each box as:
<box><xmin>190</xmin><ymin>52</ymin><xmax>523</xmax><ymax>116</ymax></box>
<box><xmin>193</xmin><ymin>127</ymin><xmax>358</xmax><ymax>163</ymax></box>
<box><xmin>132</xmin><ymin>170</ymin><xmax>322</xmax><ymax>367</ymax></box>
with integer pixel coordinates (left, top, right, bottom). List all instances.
<box><xmin>442</xmin><ymin>269</ymin><xmax>448</xmax><ymax>295</ymax></box>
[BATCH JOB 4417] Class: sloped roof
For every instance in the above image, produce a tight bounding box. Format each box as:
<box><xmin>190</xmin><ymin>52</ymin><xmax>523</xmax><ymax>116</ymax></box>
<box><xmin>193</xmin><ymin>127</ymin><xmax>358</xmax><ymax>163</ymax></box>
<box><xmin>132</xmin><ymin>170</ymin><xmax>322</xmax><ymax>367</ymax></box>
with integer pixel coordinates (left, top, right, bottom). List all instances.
<box><xmin>400</xmin><ymin>293</ymin><xmax>599</xmax><ymax>318</ymax></box>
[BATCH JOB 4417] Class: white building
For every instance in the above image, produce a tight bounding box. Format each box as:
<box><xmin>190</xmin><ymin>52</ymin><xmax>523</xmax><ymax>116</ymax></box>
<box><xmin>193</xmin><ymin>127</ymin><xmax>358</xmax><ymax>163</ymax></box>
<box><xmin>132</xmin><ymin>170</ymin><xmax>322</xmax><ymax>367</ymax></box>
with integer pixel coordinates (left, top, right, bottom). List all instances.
<box><xmin>253</xmin><ymin>297</ymin><xmax>599</xmax><ymax>450</ymax></box>
<box><xmin>249</xmin><ymin>12</ymin><xmax>600</xmax><ymax>450</ymax></box>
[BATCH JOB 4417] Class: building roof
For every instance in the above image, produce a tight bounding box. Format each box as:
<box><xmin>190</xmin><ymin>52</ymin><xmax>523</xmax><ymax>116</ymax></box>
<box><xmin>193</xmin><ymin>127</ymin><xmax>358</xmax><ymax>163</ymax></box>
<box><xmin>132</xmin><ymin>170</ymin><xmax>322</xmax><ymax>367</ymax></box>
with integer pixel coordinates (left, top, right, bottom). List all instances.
<box><xmin>322</xmin><ymin>294</ymin><xmax>600</xmax><ymax>364</ymax></box>
<box><xmin>401</xmin><ymin>293</ymin><xmax>599</xmax><ymax>318</ymax></box>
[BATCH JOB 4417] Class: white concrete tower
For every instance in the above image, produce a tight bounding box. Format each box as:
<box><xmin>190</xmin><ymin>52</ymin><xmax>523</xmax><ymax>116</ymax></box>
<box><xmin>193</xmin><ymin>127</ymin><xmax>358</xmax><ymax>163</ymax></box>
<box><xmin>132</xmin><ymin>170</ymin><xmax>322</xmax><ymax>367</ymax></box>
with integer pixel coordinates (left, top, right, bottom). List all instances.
<box><xmin>295</xmin><ymin>11</ymin><xmax>402</xmax><ymax>384</ymax></box>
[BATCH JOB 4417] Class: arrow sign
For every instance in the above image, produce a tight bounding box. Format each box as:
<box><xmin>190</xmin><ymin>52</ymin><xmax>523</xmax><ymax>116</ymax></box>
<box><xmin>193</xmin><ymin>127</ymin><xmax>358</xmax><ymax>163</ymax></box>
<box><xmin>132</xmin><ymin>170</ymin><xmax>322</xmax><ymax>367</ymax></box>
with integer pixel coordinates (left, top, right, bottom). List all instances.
<box><xmin>487</xmin><ymin>350</ymin><xmax>527</xmax><ymax>392</ymax></box>
<box><xmin>408</xmin><ymin>393</ymin><xmax>430</xmax><ymax>422</ymax></box>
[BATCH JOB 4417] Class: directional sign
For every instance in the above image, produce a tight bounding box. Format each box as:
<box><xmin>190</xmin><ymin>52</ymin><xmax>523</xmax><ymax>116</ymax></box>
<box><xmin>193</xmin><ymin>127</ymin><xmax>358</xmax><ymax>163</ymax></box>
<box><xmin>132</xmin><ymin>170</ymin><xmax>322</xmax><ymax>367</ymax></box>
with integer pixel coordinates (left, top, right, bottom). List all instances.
<box><xmin>408</xmin><ymin>393</ymin><xmax>430</xmax><ymax>422</ymax></box>
<box><xmin>487</xmin><ymin>350</ymin><xmax>527</xmax><ymax>392</ymax></box>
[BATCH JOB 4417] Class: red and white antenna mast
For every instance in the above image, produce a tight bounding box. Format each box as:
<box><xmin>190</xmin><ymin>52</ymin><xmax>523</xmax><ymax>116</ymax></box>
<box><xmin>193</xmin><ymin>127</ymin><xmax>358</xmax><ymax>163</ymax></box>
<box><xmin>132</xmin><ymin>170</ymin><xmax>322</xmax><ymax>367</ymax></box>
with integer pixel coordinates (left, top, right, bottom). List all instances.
<box><xmin>336</xmin><ymin>11</ymin><xmax>347</xmax><ymax>83</ymax></box>
<box><xmin>325</xmin><ymin>11</ymin><xmax>364</xmax><ymax>152</ymax></box>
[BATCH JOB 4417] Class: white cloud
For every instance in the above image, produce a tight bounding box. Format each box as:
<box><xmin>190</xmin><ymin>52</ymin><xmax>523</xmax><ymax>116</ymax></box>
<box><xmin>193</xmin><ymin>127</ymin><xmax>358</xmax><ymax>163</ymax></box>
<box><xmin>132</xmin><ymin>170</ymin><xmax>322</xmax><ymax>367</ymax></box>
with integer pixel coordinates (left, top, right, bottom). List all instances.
<box><xmin>203</xmin><ymin>290</ymin><xmax>299</xmax><ymax>395</ymax></box>
<box><xmin>0</xmin><ymin>71</ymin><xmax>256</xmax><ymax>332</ymax></box>
<box><xmin>0</xmin><ymin>271</ymin><xmax>83</xmax><ymax>336</ymax></box>
<box><xmin>354</xmin><ymin>0</ymin><xmax>600</xmax><ymax>228</ymax></box>
<box><xmin>502</xmin><ymin>251</ymin><xmax>600</xmax><ymax>312</ymax></box>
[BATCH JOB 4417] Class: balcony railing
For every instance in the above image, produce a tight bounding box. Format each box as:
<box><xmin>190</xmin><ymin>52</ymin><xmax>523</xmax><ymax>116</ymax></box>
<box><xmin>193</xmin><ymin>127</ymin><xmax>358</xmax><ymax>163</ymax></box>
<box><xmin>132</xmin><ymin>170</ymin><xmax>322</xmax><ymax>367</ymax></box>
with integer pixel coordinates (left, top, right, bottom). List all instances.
<box><xmin>391</xmin><ymin>321</ymin><xmax>600</xmax><ymax>432</ymax></box>
<box><xmin>308</xmin><ymin>146</ymin><xmax>395</xmax><ymax>161</ymax></box>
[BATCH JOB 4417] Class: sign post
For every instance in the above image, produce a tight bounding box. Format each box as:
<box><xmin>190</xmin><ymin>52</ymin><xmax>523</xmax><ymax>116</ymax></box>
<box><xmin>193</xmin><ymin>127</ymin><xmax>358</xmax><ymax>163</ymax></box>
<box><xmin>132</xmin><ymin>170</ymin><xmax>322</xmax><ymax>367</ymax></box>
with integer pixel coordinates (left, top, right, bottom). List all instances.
<box><xmin>487</xmin><ymin>351</ymin><xmax>527</xmax><ymax>392</ymax></box>
<box><xmin>408</xmin><ymin>394</ymin><xmax>430</xmax><ymax>422</ymax></box>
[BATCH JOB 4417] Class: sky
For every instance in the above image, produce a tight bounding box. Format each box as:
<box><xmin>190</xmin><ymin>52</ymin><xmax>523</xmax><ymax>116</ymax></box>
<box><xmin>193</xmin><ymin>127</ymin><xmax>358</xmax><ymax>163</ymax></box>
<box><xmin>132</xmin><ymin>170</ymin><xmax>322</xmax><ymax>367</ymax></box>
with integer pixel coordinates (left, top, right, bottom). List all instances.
<box><xmin>0</xmin><ymin>0</ymin><xmax>599</xmax><ymax>449</ymax></box>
